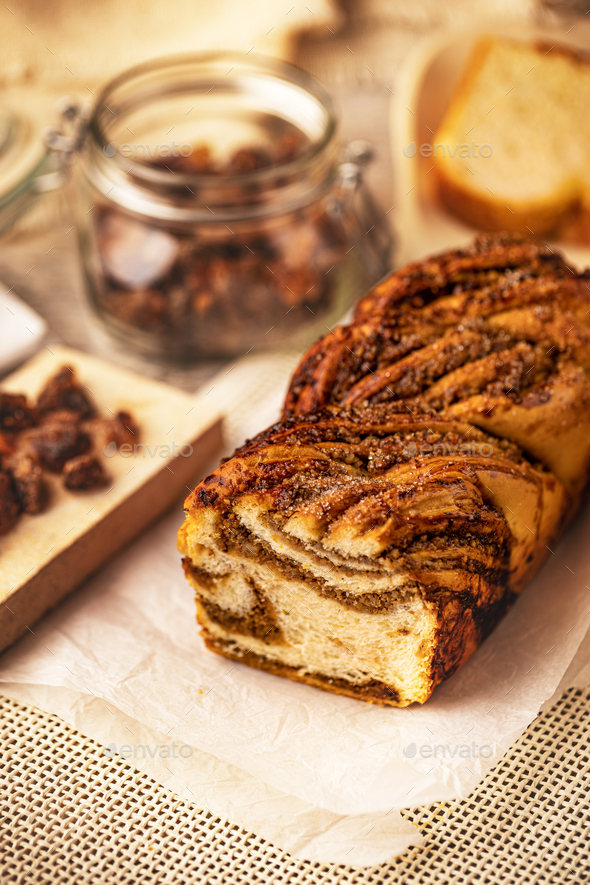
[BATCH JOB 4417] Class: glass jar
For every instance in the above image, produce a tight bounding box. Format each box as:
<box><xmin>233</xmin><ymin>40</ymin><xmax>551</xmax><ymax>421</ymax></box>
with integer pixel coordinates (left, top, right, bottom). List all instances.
<box><xmin>65</xmin><ymin>53</ymin><xmax>391</xmax><ymax>361</ymax></box>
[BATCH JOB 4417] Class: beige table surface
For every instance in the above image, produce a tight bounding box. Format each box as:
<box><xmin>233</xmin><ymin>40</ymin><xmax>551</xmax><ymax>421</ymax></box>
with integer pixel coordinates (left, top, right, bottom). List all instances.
<box><xmin>3</xmin><ymin>3</ymin><xmax>590</xmax><ymax>882</ymax></box>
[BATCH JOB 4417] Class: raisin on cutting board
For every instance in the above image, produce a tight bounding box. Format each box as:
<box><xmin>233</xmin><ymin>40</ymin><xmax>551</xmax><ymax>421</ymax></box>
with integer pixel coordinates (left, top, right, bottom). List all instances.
<box><xmin>37</xmin><ymin>366</ymin><xmax>96</xmax><ymax>419</ymax></box>
<box><xmin>0</xmin><ymin>393</ymin><xmax>37</xmax><ymax>432</ymax></box>
<box><xmin>0</xmin><ymin>472</ymin><xmax>20</xmax><ymax>534</ymax></box>
<box><xmin>63</xmin><ymin>454</ymin><xmax>107</xmax><ymax>490</ymax></box>
<box><xmin>21</xmin><ymin>411</ymin><xmax>91</xmax><ymax>472</ymax></box>
<box><xmin>6</xmin><ymin>450</ymin><xmax>43</xmax><ymax>513</ymax></box>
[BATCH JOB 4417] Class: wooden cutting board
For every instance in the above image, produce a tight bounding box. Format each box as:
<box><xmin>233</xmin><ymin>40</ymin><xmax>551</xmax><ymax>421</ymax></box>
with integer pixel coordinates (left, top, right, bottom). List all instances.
<box><xmin>0</xmin><ymin>345</ymin><xmax>223</xmax><ymax>654</ymax></box>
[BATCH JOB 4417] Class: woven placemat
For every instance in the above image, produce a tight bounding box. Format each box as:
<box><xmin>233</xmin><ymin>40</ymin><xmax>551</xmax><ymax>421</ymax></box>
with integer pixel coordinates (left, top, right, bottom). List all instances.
<box><xmin>2</xmin><ymin>687</ymin><xmax>589</xmax><ymax>884</ymax></box>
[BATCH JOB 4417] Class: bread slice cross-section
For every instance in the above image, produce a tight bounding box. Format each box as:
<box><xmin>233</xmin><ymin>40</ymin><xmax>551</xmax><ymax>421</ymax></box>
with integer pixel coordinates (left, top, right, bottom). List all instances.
<box><xmin>433</xmin><ymin>37</ymin><xmax>590</xmax><ymax>240</ymax></box>
<box><xmin>179</xmin><ymin>408</ymin><xmax>566</xmax><ymax>706</ymax></box>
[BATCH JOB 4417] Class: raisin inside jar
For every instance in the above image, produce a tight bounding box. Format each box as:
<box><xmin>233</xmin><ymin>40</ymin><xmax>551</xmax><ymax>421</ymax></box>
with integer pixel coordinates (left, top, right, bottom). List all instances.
<box><xmin>148</xmin><ymin>127</ymin><xmax>308</xmax><ymax>176</ymax></box>
<box><xmin>93</xmin><ymin>132</ymin><xmax>349</xmax><ymax>360</ymax></box>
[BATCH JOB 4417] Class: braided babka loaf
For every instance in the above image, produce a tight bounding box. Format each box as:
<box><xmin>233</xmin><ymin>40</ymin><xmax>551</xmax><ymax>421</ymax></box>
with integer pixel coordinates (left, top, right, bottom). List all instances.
<box><xmin>178</xmin><ymin>233</ymin><xmax>590</xmax><ymax>706</ymax></box>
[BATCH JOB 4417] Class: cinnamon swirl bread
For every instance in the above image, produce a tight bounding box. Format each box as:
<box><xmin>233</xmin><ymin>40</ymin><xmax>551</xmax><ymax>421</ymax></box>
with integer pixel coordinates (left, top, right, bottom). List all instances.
<box><xmin>178</xmin><ymin>233</ymin><xmax>590</xmax><ymax>706</ymax></box>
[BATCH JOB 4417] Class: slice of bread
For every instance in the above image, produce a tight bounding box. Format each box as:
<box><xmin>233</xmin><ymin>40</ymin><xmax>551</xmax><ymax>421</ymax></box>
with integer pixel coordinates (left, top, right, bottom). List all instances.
<box><xmin>434</xmin><ymin>37</ymin><xmax>590</xmax><ymax>240</ymax></box>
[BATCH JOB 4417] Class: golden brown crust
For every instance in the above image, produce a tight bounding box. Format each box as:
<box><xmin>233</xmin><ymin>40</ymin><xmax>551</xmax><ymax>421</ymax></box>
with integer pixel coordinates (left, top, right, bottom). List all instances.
<box><xmin>283</xmin><ymin>233</ymin><xmax>590</xmax><ymax>496</ymax></box>
<box><xmin>187</xmin><ymin>406</ymin><xmax>566</xmax><ymax>594</ymax></box>
<box><xmin>435</xmin><ymin>171</ymin><xmax>577</xmax><ymax>238</ymax></box>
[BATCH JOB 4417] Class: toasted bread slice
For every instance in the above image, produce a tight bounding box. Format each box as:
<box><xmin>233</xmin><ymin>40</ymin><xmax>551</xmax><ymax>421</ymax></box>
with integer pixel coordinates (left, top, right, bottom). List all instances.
<box><xmin>434</xmin><ymin>37</ymin><xmax>590</xmax><ymax>239</ymax></box>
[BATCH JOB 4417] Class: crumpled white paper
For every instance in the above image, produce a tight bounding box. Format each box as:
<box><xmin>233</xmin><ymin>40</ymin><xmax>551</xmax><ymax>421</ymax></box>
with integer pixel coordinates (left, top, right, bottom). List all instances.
<box><xmin>1</xmin><ymin>350</ymin><xmax>589</xmax><ymax>865</ymax></box>
<box><xmin>1</xmin><ymin>497</ymin><xmax>589</xmax><ymax>819</ymax></box>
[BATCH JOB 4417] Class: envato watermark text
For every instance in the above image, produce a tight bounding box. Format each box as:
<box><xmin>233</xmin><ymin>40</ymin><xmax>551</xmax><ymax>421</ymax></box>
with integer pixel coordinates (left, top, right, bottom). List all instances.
<box><xmin>103</xmin><ymin>441</ymin><xmax>193</xmax><ymax>458</ymax></box>
<box><xmin>403</xmin><ymin>141</ymin><xmax>493</xmax><ymax>158</ymax></box>
<box><xmin>103</xmin><ymin>141</ymin><xmax>194</xmax><ymax>159</ymax></box>
<box><xmin>403</xmin><ymin>441</ymin><xmax>494</xmax><ymax>458</ymax></box>
<box><xmin>403</xmin><ymin>742</ymin><xmax>494</xmax><ymax>759</ymax></box>
<box><xmin>105</xmin><ymin>741</ymin><xmax>193</xmax><ymax>759</ymax></box>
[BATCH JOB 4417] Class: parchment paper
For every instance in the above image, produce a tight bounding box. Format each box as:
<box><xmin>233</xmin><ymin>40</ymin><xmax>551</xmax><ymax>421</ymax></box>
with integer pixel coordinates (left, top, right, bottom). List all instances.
<box><xmin>1</xmin><ymin>352</ymin><xmax>589</xmax><ymax>843</ymax></box>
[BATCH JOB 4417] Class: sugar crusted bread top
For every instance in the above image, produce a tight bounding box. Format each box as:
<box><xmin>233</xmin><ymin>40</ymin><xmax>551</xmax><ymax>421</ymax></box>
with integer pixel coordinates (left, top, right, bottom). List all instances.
<box><xmin>285</xmin><ymin>232</ymin><xmax>590</xmax><ymax>497</ymax></box>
